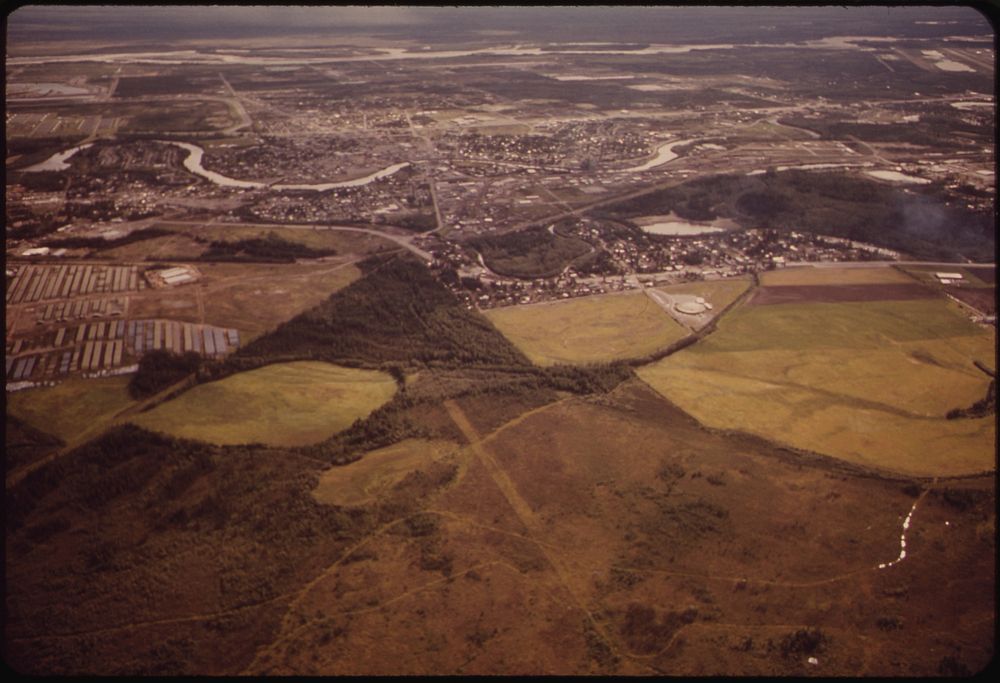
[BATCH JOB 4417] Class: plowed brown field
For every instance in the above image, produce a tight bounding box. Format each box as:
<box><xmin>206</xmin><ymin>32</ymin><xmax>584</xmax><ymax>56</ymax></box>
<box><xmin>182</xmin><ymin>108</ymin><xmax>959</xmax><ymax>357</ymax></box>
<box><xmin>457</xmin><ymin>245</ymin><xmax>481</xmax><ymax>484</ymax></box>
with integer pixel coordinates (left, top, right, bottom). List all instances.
<box><xmin>749</xmin><ymin>283</ymin><xmax>935</xmax><ymax>306</ymax></box>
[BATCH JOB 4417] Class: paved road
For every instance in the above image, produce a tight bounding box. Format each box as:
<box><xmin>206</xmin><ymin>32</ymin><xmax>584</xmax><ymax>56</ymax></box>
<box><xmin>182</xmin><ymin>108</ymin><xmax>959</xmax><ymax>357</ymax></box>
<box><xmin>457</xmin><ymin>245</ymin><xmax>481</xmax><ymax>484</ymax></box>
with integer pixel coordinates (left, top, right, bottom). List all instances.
<box><xmin>809</xmin><ymin>260</ymin><xmax>996</xmax><ymax>269</ymax></box>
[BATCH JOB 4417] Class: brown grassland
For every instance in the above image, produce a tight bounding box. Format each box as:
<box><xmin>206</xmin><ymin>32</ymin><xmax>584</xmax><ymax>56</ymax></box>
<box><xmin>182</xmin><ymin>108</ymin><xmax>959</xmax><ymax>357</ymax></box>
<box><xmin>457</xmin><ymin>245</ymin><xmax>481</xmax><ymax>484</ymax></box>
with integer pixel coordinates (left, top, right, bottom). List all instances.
<box><xmin>125</xmin><ymin>260</ymin><xmax>363</xmax><ymax>341</ymax></box>
<box><xmin>4</xmin><ymin>378</ymin><xmax>993</xmax><ymax>676</ymax></box>
<box><xmin>748</xmin><ymin>283</ymin><xmax>934</xmax><ymax>305</ymax></box>
<box><xmin>4</xmin><ymin>256</ymin><xmax>994</xmax><ymax>676</ymax></box>
<box><xmin>945</xmin><ymin>285</ymin><xmax>997</xmax><ymax>315</ymax></box>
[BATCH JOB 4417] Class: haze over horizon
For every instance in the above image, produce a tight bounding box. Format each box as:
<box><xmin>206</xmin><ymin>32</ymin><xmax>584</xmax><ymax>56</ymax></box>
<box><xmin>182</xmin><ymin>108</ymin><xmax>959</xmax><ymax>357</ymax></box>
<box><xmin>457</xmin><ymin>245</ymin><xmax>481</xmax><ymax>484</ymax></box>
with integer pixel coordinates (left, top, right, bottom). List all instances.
<box><xmin>6</xmin><ymin>4</ymin><xmax>993</xmax><ymax>46</ymax></box>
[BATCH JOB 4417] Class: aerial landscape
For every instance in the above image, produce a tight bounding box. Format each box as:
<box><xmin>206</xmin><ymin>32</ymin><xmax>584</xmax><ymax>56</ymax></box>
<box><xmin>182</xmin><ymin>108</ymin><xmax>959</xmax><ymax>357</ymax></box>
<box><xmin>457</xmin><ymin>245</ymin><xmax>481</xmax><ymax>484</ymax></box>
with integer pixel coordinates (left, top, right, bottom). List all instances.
<box><xmin>3</xmin><ymin>4</ymin><xmax>996</xmax><ymax>676</ymax></box>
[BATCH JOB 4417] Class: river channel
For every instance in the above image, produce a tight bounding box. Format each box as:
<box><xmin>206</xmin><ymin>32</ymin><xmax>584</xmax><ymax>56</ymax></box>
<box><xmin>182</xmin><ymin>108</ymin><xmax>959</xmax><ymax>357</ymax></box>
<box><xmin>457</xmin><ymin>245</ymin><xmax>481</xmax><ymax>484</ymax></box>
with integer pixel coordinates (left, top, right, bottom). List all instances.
<box><xmin>621</xmin><ymin>138</ymin><xmax>694</xmax><ymax>173</ymax></box>
<box><xmin>23</xmin><ymin>143</ymin><xmax>94</xmax><ymax>171</ymax></box>
<box><xmin>23</xmin><ymin>141</ymin><xmax>409</xmax><ymax>191</ymax></box>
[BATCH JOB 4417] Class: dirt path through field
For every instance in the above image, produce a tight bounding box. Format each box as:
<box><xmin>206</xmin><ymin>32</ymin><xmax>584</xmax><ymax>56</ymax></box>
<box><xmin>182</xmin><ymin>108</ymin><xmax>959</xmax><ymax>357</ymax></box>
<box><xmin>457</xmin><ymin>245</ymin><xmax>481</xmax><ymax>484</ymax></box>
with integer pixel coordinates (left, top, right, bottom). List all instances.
<box><xmin>442</xmin><ymin>399</ymin><xmax>627</xmax><ymax>660</ymax></box>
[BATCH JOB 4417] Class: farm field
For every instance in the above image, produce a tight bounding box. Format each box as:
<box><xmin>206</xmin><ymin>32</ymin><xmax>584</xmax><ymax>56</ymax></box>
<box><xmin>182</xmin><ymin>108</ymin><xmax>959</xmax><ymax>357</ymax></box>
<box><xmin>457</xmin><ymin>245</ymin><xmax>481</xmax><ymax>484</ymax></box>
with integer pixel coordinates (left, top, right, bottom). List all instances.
<box><xmin>692</xmin><ymin>299</ymin><xmax>991</xmax><ymax>352</ymax></box>
<box><xmin>759</xmin><ymin>265</ymin><xmax>915</xmax><ymax>286</ymax></box>
<box><xmin>748</xmin><ymin>283</ymin><xmax>933</xmax><ymax>305</ymax></box>
<box><xmin>7</xmin><ymin>374</ymin><xmax>133</xmax><ymax>442</ymax></box>
<box><xmin>130</xmin><ymin>361</ymin><xmax>396</xmax><ymax>447</ymax></box>
<box><xmin>484</xmin><ymin>291</ymin><xmax>688</xmax><ymax>366</ymax></box>
<box><xmin>637</xmin><ymin>297</ymin><xmax>996</xmax><ymax>477</ymax></box>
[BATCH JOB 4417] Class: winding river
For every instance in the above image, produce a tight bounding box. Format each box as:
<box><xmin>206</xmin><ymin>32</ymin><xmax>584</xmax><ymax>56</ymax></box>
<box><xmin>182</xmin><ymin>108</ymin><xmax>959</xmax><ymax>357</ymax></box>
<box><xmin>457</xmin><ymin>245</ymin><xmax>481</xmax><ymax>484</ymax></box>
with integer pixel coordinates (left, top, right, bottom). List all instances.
<box><xmin>23</xmin><ymin>143</ymin><xmax>94</xmax><ymax>171</ymax></box>
<box><xmin>865</xmin><ymin>169</ymin><xmax>932</xmax><ymax>184</ymax></box>
<box><xmin>620</xmin><ymin>138</ymin><xmax>694</xmax><ymax>173</ymax></box>
<box><xmin>23</xmin><ymin>140</ymin><xmax>409</xmax><ymax>191</ymax></box>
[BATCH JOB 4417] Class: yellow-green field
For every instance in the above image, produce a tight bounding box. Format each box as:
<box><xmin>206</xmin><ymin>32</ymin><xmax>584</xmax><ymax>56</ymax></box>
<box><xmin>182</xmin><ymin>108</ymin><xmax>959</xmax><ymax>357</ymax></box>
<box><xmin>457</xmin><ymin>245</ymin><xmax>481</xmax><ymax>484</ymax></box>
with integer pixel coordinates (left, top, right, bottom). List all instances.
<box><xmin>312</xmin><ymin>438</ymin><xmax>459</xmax><ymax>507</ymax></box>
<box><xmin>7</xmin><ymin>375</ymin><xmax>134</xmax><ymax>442</ymax></box>
<box><xmin>130</xmin><ymin>361</ymin><xmax>397</xmax><ymax>447</ymax></box>
<box><xmin>638</xmin><ymin>298</ymin><xmax>996</xmax><ymax>477</ymax></box>
<box><xmin>653</xmin><ymin>276</ymin><xmax>752</xmax><ymax>310</ymax></box>
<box><xmin>485</xmin><ymin>291</ymin><xmax>689</xmax><ymax>366</ymax></box>
<box><xmin>760</xmin><ymin>265</ymin><xmax>914</xmax><ymax>286</ymax></box>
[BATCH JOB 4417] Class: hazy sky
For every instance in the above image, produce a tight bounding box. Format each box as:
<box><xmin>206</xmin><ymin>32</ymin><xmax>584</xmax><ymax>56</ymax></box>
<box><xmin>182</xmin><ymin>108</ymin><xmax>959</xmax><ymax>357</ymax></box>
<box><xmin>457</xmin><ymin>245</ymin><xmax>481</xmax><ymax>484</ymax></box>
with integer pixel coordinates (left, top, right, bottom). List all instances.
<box><xmin>7</xmin><ymin>4</ymin><xmax>992</xmax><ymax>43</ymax></box>
<box><xmin>9</xmin><ymin>5</ymin><xmax>429</xmax><ymax>29</ymax></box>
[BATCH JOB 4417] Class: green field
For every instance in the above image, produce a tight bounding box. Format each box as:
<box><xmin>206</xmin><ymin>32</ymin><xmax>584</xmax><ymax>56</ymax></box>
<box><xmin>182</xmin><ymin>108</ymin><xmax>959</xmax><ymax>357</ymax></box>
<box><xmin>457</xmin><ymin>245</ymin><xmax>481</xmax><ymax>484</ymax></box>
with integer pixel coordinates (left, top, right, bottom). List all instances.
<box><xmin>759</xmin><ymin>265</ymin><xmax>914</xmax><ymax>286</ymax></box>
<box><xmin>638</xmin><ymin>298</ymin><xmax>996</xmax><ymax>477</ymax></box>
<box><xmin>312</xmin><ymin>438</ymin><xmax>459</xmax><ymax>507</ymax></box>
<box><xmin>485</xmin><ymin>291</ymin><xmax>689</xmax><ymax>366</ymax></box>
<box><xmin>7</xmin><ymin>375</ymin><xmax>134</xmax><ymax>442</ymax></box>
<box><xmin>694</xmin><ymin>299</ymin><xmax>989</xmax><ymax>352</ymax></box>
<box><xmin>130</xmin><ymin>361</ymin><xmax>397</xmax><ymax>447</ymax></box>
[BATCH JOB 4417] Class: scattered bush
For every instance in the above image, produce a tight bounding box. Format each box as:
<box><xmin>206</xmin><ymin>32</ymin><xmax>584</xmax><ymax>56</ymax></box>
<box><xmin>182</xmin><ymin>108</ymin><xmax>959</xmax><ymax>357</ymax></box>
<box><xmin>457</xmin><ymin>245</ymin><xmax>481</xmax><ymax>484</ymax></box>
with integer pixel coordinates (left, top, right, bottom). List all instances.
<box><xmin>939</xmin><ymin>487</ymin><xmax>989</xmax><ymax>511</ymax></box>
<box><xmin>779</xmin><ymin>628</ymin><xmax>828</xmax><ymax>658</ymax></box>
<box><xmin>198</xmin><ymin>231</ymin><xmax>337</xmax><ymax>263</ymax></box>
<box><xmin>946</xmin><ymin>380</ymin><xmax>996</xmax><ymax>420</ymax></box>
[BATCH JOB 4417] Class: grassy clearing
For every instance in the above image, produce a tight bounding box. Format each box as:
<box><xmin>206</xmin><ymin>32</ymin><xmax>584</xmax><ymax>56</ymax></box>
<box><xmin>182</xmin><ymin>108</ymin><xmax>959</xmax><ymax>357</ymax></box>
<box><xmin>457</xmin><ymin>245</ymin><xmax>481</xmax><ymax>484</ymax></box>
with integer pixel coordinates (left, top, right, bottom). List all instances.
<box><xmin>639</xmin><ymin>363</ymin><xmax>994</xmax><ymax>477</ymax></box>
<box><xmin>695</xmin><ymin>299</ymin><xmax>985</xmax><ymax>352</ymax></box>
<box><xmin>130</xmin><ymin>361</ymin><xmax>397</xmax><ymax>447</ymax></box>
<box><xmin>312</xmin><ymin>438</ymin><xmax>459</xmax><ymax>507</ymax></box>
<box><xmin>661</xmin><ymin>344</ymin><xmax>992</xmax><ymax>416</ymax></box>
<box><xmin>638</xmin><ymin>297</ymin><xmax>996</xmax><ymax>476</ymax></box>
<box><xmin>485</xmin><ymin>291</ymin><xmax>688</xmax><ymax>366</ymax></box>
<box><xmin>760</xmin><ymin>265</ymin><xmax>915</xmax><ymax>286</ymax></box>
<box><xmin>7</xmin><ymin>376</ymin><xmax>134</xmax><ymax>442</ymax></box>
